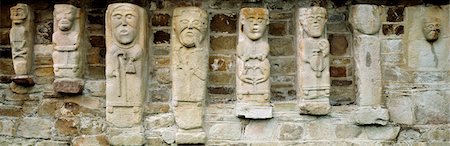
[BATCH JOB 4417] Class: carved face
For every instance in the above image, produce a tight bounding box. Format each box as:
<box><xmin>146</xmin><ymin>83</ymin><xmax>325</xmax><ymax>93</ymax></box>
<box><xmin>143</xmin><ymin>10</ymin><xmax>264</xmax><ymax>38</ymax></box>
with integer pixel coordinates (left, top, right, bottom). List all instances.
<box><xmin>422</xmin><ymin>19</ymin><xmax>440</xmax><ymax>42</ymax></box>
<box><xmin>55</xmin><ymin>7</ymin><xmax>76</xmax><ymax>31</ymax></box>
<box><xmin>10</xmin><ymin>4</ymin><xmax>28</xmax><ymax>23</ymax></box>
<box><xmin>111</xmin><ymin>6</ymin><xmax>138</xmax><ymax>45</ymax></box>
<box><xmin>350</xmin><ymin>5</ymin><xmax>381</xmax><ymax>35</ymax></box>
<box><xmin>302</xmin><ymin>14</ymin><xmax>326</xmax><ymax>38</ymax></box>
<box><xmin>242</xmin><ymin>15</ymin><xmax>268</xmax><ymax>40</ymax></box>
<box><xmin>175</xmin><ymin>13</ymin><xmax>206</xmax><ymax>48</ymax></box>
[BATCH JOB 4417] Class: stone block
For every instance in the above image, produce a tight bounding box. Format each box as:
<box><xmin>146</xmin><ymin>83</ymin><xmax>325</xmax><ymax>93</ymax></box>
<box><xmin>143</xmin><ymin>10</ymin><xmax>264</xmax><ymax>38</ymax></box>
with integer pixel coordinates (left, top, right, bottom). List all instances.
<box><xmin>352</xmin><ymin>106</ymin><xmax>389</xmax><ymax>125</ymax></box>
<box><xmin>211</xmin><ymin>14</ymin><xmax>237</xmax><ymax>33</ymax></box>
<box><xmin>236</xmin><ymin>103</ymin><xmax>273</xmax><ymax>119</ymax></box>
<box><xmin>84</xmin><ymin>80</ymin><xmax>105</xmax><ymax>97</ymax></box>
<box><xmin>34</xmin><ymin>44</ymin><xmax>54</xmax><ymax>56</ymax></box>
<box><xmin>106</xmin><ymin>106</ymin><xmax>142</xmax><ymax>128</ymax></box>
<box><xmin>305</xmin><ymin>122</ymin><xmax>335</xmax><ymax>140</ymax></box>
<box><xmin>270</xmin><ymin>57</ymin><xmax>295</xmax><ymax>75</ymax></box>
<box><xmin>278</xmin><ymin>123</ymin><xmax>303</xmax><ymax>140</ymax></box>
<box><xmin>335</xmin><ymin>124</ymin><xmax>362</xmax><ymax>139</ymax></box>
<box><xmin>0</xmin><ymin>59</ymin><xmax>14</xmax><ymax>75</ymax></box>
<box><xmin>35</xmin><ymin>21</ymin><xmax>53</xmax><ymax>44</ymax></box>
<box><xmin>86</xmin><ymin>66</ymin><xmax>105</xmax><ymax>80</ymax></box>
<box><xmin>154</xmin><ymin>57</ymin><xmax>170</xmax><ymax>68</ymax></box>
<box><xmin>209</xmin><ymin>72</ymin><xmax>234</xmax><ymax>85</ymax></box>
<box><xmin>299</xmin><ymin>99</ymin><xmax>331</xmax><ymax>116</ymax></box>
<box><xmin>150</xmin><ymin>88</ymin><xmax>170</xmax><ymax>102</ymax></box>
<box><xmin>381</xmin><ymin>39</ymin><xmax>402</xmax><ymax>53</ymax></box>
<box><xmin>269</xmin><ymin>22</ymin><xmax>287</xmax><ymax>36</ymax></box>
<box><xmin>0</xmin><ymin>105</ymin><xmax>23</xmax><ymax>117</ymax></box>
<box><xmin>243</xmin><ymin>120</ymin><xmax>277</xmax><ymax>140</ymax></box>
<box><xmin>382</xmin><ymin>65</ymin><xmax>410</xmax><ymax>82</ymax></box>
<box><xmin>72</xmin><ymin>134</ymin><xmax>109</xmax><ymax>146</ymax></box>
<box><xmin>55</xmin><ymin>118</ymin><xmax>79</xmax><ymax>136</ymax></box>
<box><xmin>386</xmin><ymin>7</ymin><xmax>404</xmax><ymax>22</ymax></box>
<box><xmin>0</xmin><ymin>29</ymin><xmax>10</xmax><ymax>45</ymax></box>
<box><xmin>398</xmin><ymin>129</ymin><xmax>421</xmax><ymax>141</ymax></box>
<box><xmin>271</xmin><ymin>84</ymin><xmax>296</xmax><ymax>101</ymax></box>
<box><xmin>0</xmin><ymin>118</ymin><xmax>16</xmax><ymax>136</ymax></box>
<box><xmin>386</xmin><ymin>96</ymin><xmax>415</xmax><ymax>125</ymax></box>
<box><xmin>147</xmin><ymin>137</ymin><xmax>167</xmax><ymax>146</ymax></box>
<box><xmin>364</xmin><ymin>126</ymin><xmax>400</xmax><ymax>140</ymax></box>
<box><xmin>330</xmin><ymin>66</ymin><xmax>347</xmax><ymax>77</ymax></box>
<box><xmin>382</xmin><ymin>24</ymin><xmax>404</xmax><ymax>36</ymax></box>
<box><xmin>108</xmin><ymin>127</ymin><xmax>144</xmax><ymax>146</ymax></box>
<box><xmin>144</xmin><ymin>113</ymin><xmax>175</xmax><ymax>129</ymax></box>
<box><xmin>37</xmin><ymin>98</ymin><xmax>62</xmax><ymax>117</ymax></box>
<box><xmin>331</xmin><ymin>80</ymin><xmax>352</xmax><ymax>86</ymax></box>
<box><xmin>329</xmin><ymin>34</ymin><xmax>348</xmax><ymax>56</ymax></box>
<box><xmin>154</xmin><ymin>68</ymin><xmax>171</xmax><ymax>84</ymax></box>
<box><xmin>17</xmin><ymin>117</ymin><xmax>52</xmax><ymax>139</ymax></box>
<box><xmin>415</xmin><ymin>90</ymin><xmax>449</xmax><ymax>124</ymax></box>
<box><xmin>0</xmin><ymin>48</ymin><xmax>12</xmax><ymax>59</ymax></box>
<box><xmin>382</xmin><ymin>53</ymin><xmax>403</xmax><ymax>64</ymax></box>
<box><xmin>210</xmin><ymin>36</ymin><xmax>236</xmax><ymax>52</ymax></box>
<box><xmin>89</xmin><ymin>35</ymin><xmax>105</xmax><ymax>48</ymax></box>
<box><xmin>53</xmin><ymin>79</ymin><xmax>84</xmax><ymax>94</ymax></box>
<box><xmin>152</xmin><ymin>13</ymin><xmax>171</xmax><ymax>27</ymax></box>
<box><xmin>176</xmin><ymin>129</ymin><xmax>206</xmax><ymax>144</ymax></box>
<box><xmin>174</xmin><ymin>102</ymin><xmax>203</xmax><ymax>130</ymax></box>
<box><xmin>209</xmin><ymin>123</ymin><xmax>241</xmax><ymax>140</ymax></box>
<box><xmin>209</xmin><ymin>55</ymin><xmax>234</xmax><ymax>72</ymax></box>
<box><xmin>35</xmin><ymin>140</ymin><xmax>69</xmax><ymax>146</ymax></box>
<box><xmin>160</xmin><ymin>126</ymin><xmax>176</xmax><ymax>144</ymax></box>
<box><xmin>35</xmin><ymin>56</ymin><xmax>53</xmax><ymax>65</ymax></box>
<box><xmin>269</xmin><ymin>38</ymin><xmax>294</xmax><ymax>56</ymax></box>
<box><xmin>144</xmin><ymin>103</ymin><xmax>170</xmax><ymax>114</ymax></box>
<box><xmin>208</xmin><ymin>86</ymin><xmax>234</xmax><ymax>94</ymax></box>
<box><xmin>423</xmin><ymin>125</ymin><xmax>450</xmax><ymax>141</ymax></box>
<box><xmin>153</xmin><ymin>30</ymin><xmax>170</xmax><ymax>44</ymax></box>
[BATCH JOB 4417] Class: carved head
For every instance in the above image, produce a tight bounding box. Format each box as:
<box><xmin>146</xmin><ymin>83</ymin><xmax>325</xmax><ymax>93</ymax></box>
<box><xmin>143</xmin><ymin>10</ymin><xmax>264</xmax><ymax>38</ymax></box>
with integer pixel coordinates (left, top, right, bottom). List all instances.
<box><xmin>10</xmin><ymin>3</ymin><xmax>28</xmax><ymax>24</ymax></box>
<box><xmin>349</xmin><ymin>5</ymin><xmax>381</xmax><ymax>35</ymax></box>
<box><xmin>299</xmin><ymin>7</ymin><xmax>327</xmax><ymax>38</ymax></box>
<box><xmin>241</xmin><ymin>8</ymin><xmax>269</xmax><ymax>41</ymax></box>
<box><xmin>54</xmin><ymin>5</ymin><xmax>77</xmax><ymax>31</ymax></box>
<box><xmin>173</xmin><ymin>7</ymin><xmax>207</xmax><ymax>48</ymax></box>
<box><xmin>422</xmin><ymin>17</ymin><xmax>440</xmax><ymax>42</ymax></box>
<box><xmin>111</xmin><ymin>5</ymin><xmax>139</xmax><ymax>45</ymax></box>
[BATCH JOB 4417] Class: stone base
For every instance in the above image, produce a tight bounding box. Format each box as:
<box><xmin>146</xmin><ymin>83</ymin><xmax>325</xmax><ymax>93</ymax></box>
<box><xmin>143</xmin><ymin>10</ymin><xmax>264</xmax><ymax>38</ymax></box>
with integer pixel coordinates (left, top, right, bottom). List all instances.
<box><xmin>176</xmin><ymin>129</ymin><xmax>206</xmax><ymax>144</ymax></box>
<box><xmin>235</xmin><ymin>103</ymin><xmax>273</xmax><ymax>119</ymax></box>
<box><xmin>53</xmin><ymin>78</ymin><xmax>84</xmax><ymax>94</ymax></box>
<box><xmin>12</xmin><ymin>75</ymin><xmax>34</xmax><ymax>86</ymax></box>
<box><xmin>107</xmin><ymin>126</ymin><xmax>144</xmax><ymax>146</ymax></box>
<box><xmin>106</xmin><ymin>106</ymin><xmax>142</xmax><ymax>128</ymax></box>
<box><xmin>299</xmin><ymin>98</ymin><xmax>331</xmax><ymax>115</ymax></box>
<box><xmin>353</xmin><ymin>106</ymin><xmax>389</xmax><ymax>125</ymax></box>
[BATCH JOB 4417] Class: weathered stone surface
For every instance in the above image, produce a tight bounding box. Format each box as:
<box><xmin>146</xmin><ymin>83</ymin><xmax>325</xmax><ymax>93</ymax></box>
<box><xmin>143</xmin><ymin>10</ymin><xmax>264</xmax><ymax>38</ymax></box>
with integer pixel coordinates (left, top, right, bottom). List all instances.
<box><xmin>415</xmin><ymin>90</ymin><xmax>449</xmax><ymax>124</ymax></box>
<box><xmin>108</xmin><ymin>127</ymin><xmax>145</xmax><ymax>146</ymax></box>
<box><xmin>0</xmin><ymin>105</ymin><xmax>23</xmax><ymax>117</ymax></box>
<box><xmin>84</xmin><ymin>80</ymin><xmax>105</xmax><ymax>97</ymax></box>
<box><xmin>278</xmin><ymin>123</ymin><xmax>303</xmax><ymax>140</ymax></box>
<box><xmin>152</xmin><ymin>13</ymin><xmax>170</xmax><ymax>27</ymax></box>
<box><xmin>35</xmin><ymin>140</ymin><xmax>69</xmax><ymax>146</ymax></box>
<box><xmin>352</xmin><ymin>106</ymin><xmax>389</xmax><ymax>125</ymax></box>
<box><xmin>210</xmin><ymin>36</ymin><xmax>236</xmax><ymax>52</ymax></box>
<box><xmin>328</xmin><ymin>34</ymin><xmax>348</xmax><ymax>56</ymax></box>
<box><xmin>299</xmin><ymin>99</ymin><xmax>331</xmax><ymax>116</ymax></box>
<box><xmin>55</xmin><ymin>118</ymin><xmax>79</xmax><ymax>136</ymax></box>
<box><xmin>209</xmin><ymin>123</ymin><xmax>241</xmax><ymax>140</ymax></box>
<box><xmin>236</xmin><ymin>8</ymin><xmax>272</xmax><ymax>119</ymax></box>
<box><xmin>176</xmin><ymin>129</ymin><xmax>206</xmax><ymax>144</ymax></box>
<box><xmin>144</xmin><ymin>113</ymin><xmax>175</xmax><ymax>129</ymax></box>
<box><xmin>53</xmin><ymin>78</ymin><xmax>84</xmax><ymax>94</ymax></box>
<box><xmin>306</xmin><ymin>122</ymin><xmax>335</xmax><ymax>140</ymax></box>
<box><xmin>72</xmin><ymin>134</ymin><xmax>109</xmax><ymax>146</ymax></box>
<box><xmin>147</xmin><ymin>137</ymin><xmax>166</xmax><ymax>146</ymax></box>
<box><xmin>17</xmin><ymin>117</ymin><xmax>52</xmax><ymax>139</ymax></box>
<box><xmin>0</xmin><ymin>118</ymin><xmax>16</xmax><ymax>136</ymax></box>
<box><xmin>386</xmin><ymin>96</ymin><xmax>415</xmax><ymax>125</ymax></box>
<box><xmin>159</xmin><ymin>126</ymin><xmax>176</xmax><ymax>144</ymax></box>
<box><xmin>423</xmin><ymin>125</ymin><xmax>450</xmax><ymax>141</ymax></box>
<box><xmin>364</xmin><ymin>126</ymin><xmax>400</xmax><ymax>140</ymax></box>
<box><xmin>269</xmin><ymin>38</ymin><xmax>294</xmax><ymax>56</ymax></box>
<box><xmin>398</xmin><ymin>129</ymin><xmax>421</xmax><ymax>141</ymax></box>
<box><xmin>335</xmin><ymin>124</ymin><xmax>362</xmax><ymax>139</ymax></box>
<box><xmin>210</xmin><ymin>13</ymin><xmax>237</xmax><ymax>33</ymax></box>
<box><xmin>243</xmin><ymin>120</ymin><xmax>277</xmax><ymax>140</ymax></box>
<box><xmin>349</xmin><ymin>5</ymin><xmax>381</xmax><ymax>35</ymax></box>
<box><xmin>173</xmin><ymin>102</ymin><xmax>203</xmax><ymax>130</ymax></box>
<box><xmin>105</xmin><ymin>3</ymin><xmax>148</xmax><ymax>129</ymax></box>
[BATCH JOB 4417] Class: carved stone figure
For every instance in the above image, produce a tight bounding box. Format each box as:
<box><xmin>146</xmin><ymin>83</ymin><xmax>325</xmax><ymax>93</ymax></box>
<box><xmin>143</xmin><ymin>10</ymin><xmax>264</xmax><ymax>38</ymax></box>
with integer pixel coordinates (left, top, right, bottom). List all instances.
<box><xmin>105</xmin><ymin>3</ymin><xmax>148</xmax><ymax>145</ymax></box>
<box><xmin>235</xmin><ymin>8</ymin><xmax>272</xmax><ymax>119</ymax></box>
<box><xmin>297</xmin><ymin>7</ymin><xmax>331</xmax><ymax>115</ymax></box>
<box><xmin>10</xmin><ymin>3</ymin><xmax>34</xmax><ymax>86</ymax></box>
<box><xmin>52</xmin><ymin>4</ymin><xmax>90</xmax><ymax>94</ymax></box>
<box><xmin>171</xmin><ymin>7</ymin><xmax>208</xmax><ymax>144</ymax></box>
<box><xmin>349</xmin><ymin>5</ymin><xmax>389</xmax><ymax>125</ymax></box>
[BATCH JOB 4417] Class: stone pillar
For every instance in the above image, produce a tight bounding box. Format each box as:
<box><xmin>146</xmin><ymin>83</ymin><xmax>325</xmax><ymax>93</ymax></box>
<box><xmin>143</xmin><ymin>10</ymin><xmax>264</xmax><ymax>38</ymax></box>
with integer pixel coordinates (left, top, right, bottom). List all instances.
<box><xmin>349</xmin><ymin>4</ymin><xmax>389</xmax><ymax>125</ymax></box>
<box><xmin>105</xmin><ymin>3</ymin><xmax>148</xmax><ymax>145</ymax></box>
<box><xmin>9</xmin><ymin>3</ymin><xmax>34</xmax><ymax>86</ymax></box>
<box><xmin>235</xmin><ymin>8</ymin><xmax>272</xmax><ymax>119</ymax></box>
<box><xmin>171</xmin><ymin>7</ymin><xmax>208</xmax><ymax>144</ymax></box>
<box><xmin>52</xmin><ymin>4</ymin><xmax>90</xmax><ymax>94</ymax></box>
<box><xmin>296</xmin><ymin>7</ymin><xmax>331</xmax><ymax>115</ymax></box>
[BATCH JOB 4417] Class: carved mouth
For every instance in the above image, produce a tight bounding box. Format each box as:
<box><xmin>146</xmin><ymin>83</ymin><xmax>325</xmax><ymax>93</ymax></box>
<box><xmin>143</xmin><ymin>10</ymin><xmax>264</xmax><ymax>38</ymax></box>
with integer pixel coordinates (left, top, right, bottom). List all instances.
<box><xmin>120</xmin><ymin>29</ymin><xmax>129</xmax><ymax>35</ymax></box>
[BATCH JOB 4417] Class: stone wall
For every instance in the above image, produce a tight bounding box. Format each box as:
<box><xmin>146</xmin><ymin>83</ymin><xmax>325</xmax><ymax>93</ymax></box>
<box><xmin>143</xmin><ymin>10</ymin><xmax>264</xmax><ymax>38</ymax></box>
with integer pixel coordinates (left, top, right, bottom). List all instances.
<box><xmin>0</xmin><ymin>0</ymin><xmax>449</xmax><ymax>145</ymax></box>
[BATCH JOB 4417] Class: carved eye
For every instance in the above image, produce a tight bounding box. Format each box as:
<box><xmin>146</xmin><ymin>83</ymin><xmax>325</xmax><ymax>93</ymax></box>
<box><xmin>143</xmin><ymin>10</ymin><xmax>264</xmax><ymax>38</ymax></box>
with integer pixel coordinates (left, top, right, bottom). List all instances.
<box><xmin>126</xmin><ymin>14</ymin><xmax>134</xmax><ymax>20</ymax></box>
<box><xmin>180</xmin><ymin>19</ymin><xmax>189</xmax><ymax>24</ymax></box>
<box><xmin>248</xmin><ymin>18</ymin><xmax>255</xmax><ymax>23</ymax></box>
<box><xmin>193</xmin><ymin>20</ymin><xmax>200</xmax><ymax>26</ymax></box>
<box><xmin>257</xmin><ymin>18</ymin><xmax>264</xmax><ymax>23</ymax></box>
<box><xmin>113</xmin><ymin>14</ymin><xmax>122</xmax><ymax>20</ymax></box>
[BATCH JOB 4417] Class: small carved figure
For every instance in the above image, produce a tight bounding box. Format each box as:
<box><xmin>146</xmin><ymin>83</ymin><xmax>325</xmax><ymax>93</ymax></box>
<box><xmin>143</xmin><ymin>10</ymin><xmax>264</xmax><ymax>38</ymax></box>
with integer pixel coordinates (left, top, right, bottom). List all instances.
<box><xmin>10</xmin><ymin>3</ymin><xmax>34</xmax><ymax>86</ymax></box>
<box><xmin>408</xmin><ymin>17</ymin><xmax>443</xmax><ymax>69</ymax></box>
<box><xmin>235</xmin><ymin>8</ymin><xmax>272</xmax><ymax>119</ymax></box>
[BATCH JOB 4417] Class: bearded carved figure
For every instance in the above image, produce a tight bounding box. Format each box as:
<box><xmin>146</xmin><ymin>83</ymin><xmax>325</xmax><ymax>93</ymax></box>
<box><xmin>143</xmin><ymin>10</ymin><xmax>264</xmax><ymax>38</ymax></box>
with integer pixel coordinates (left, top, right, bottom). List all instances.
<box><xmin>10</xmin><ymin>3</ymin><xmax>35</xmax><ymax>86</ymax></box>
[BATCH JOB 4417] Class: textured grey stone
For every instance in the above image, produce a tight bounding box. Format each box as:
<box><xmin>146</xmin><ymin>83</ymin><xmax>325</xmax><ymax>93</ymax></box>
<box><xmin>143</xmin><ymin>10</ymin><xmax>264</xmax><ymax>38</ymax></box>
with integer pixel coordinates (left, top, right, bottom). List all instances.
<box><xmin>364</xmin><ymin>126</ymin><xmax>400</xmax><ymax>140</ymax></box>
<box><xmin>352</xmin><ymin>106</ymin><xmax>389</xmax><ymax>125</ymax></box>
<box><xmin>209</xmin><ymin>123</ymin><xmax>241</xmax><ymax>140</ymax></box>
<box><xmin>386</xmin><ymin>96</ymin><xmax>415</xmax><ymax>125</ymax></box>
<box><xmin>278</xmin><ymin>123</ymin><xmax>303</xmax><ymax>140</ymax></box>
<box><xmin>145</xmin><ymin>113</ymin><xmax>175</xmax><ymax>129</ymax></box>
<box><xmin>17</xmin><ymin>117</ymin><xmax>52</xmax><ymax>139</ymax></box>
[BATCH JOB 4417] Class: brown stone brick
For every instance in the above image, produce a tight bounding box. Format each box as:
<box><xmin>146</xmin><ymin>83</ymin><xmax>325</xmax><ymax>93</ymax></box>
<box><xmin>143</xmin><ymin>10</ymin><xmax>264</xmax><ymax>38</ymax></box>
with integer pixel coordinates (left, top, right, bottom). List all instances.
<box><xmin>86</xmin><ymin>66</ymin><xmax>105</xmax><ymax>80</ymax></box>
<box><xmin>0</xmin><ymin>29</ymin><xmax>9</xmax><ymax>45</ymax></box>
<box><xmin>211</xmin><ymin>14</ymin><xmax>237</xmax><ymax>33</ymax></box>
<box><xmin>35</xmin><ymin>21</ymin><xmax>53</xmax><ymax>44</ymax></box>
<box><xmin>88</xmin><ymin>14</ymin><xmax>104</xmax><ymax>25</ymax></box>
<box><xmin>269</xmin><ymin>22</ymin><xmax>287</xmax><ymax>36</ymax></box>
<box><xmin>270</xmin><ymin>57</ymin><xmax>296</xmax><ymax>75</ymax></box>
<box><xmin>150</xmin><ymin>88</ymin><xmax>170</xmax><ymax>102</ymax></box>
<box><xmin>269</xmin><ymin>12</ymin><xmax>293</xmax><ymax>20</ymax></box>
<box><xmin>53</xmin><ymin>79</ymin><xmax>84</xmax><ymax>94</ymax></box>
<box><xmin>331</xmin><ymin>80</ymin><xmax>352</xmax><ymax>86</ymax></box>
<box><xmin>208</xmin><ymin>73</ymin><xmax>234</xmax><ymax>85</ymax></box>
<box><xmin>154</xmin><ymin>57</ymin><xmax>170</xmax><ymax>68</ymax></box>
<box><xmin>56</xmin><ymin>118</ymin><xmax>79</xmax><ymax>136</ymax></box>
<box><xmin>329</xmin><ymin>34</ymin><xmax>348</xmax><ymax>56</ymax></box>
<box><xmin>271</xmin><ymin>84</ymin><xmax>296</xmax><ymax>101</ymax></box>
<box><xmin>87</xmin><ymin>47</ymin><xmax>105</xmax><ymax>65</ymax></box>
<box><xmin>35</xmin><ymin>66</ymin><xmax>54</xmax><ymax>77</ymax></box>
<box><xmin>387</xmin><ymin>7</ymin><xmax>404</xmax><ymax>22</ymax></box>
<box><xmin>152</xmin><ymin>13</ymin><xmax>171</xmax><ymax>27</ymax></box>
<box><xmin>330</xmin><ymin>66</ymin><xmax>347</xmax><ymax>77</ymax></box>
<box><xmin>144</xmin><ymin>103</ymin><xmax>170</xmax><ymax>115</ymax></box>
<box><xmin>211</xmin><ymin>36</ymin><xmax>236</xmax><ymax>52</ymax></box>
<box><xmin>209</xmin><ymin>55</ymin><xmax>234</xmax><ymax>72</ymax></box>
<box><xmin>0</xmin><ymin>48</ymin><xmax>11</xmax><ymax>59</ymax></box>
<box><xmin>37</xmin><ymin>99</ymin><xmax>62</xmax><ymax>117</ymax></box>
<box><xmin>35</xmin><ymin>56</ymin><xmax>53</xmax><ymax>65</ymax></box>
<box><xmin>269</xmin><ymin>38</ymin><xmax>294</xmax><ymax>56</ymax></box>
<box><xmin>154</xmin><ymin>68</ymin><xmax>171</xmax><ymax>84</ymax></box>
<box><xmin>0</xmin><ymin>4</ymin><xmax>12</xmax><ymax>28</ymax></box>
<box><xmin>0</xmin><ymin>75</ymin><xmax>12</xmax><ymax>83</ymax></box>
<box><xmin>90</xmin><ymin>35</ymin><xmax>105</xmax><ymax>48</ymax></box>
<box><xmin>0</xmin><ymin>105</ymin><xmax>23</xmax><ymax>117</ymax></box>
<box><xmin>153</xmin><ymin>31</ymin><xmax>170</xmax><ymax>44</ymax></box>
<box><xmin>382</xmin><ymin>24</ymin><xmax>404</xmax><ymax>36</ymax></box>
<box><xmin>0</xmin><ymin>59</ymin><xmax>14</xmax><ymax>74</ymax></box>
<box><xmin>208</xmin><ymin>87</ymin><xmax>234</xmax><ymax>94</ymax></box>
<box><xmin>331</xmin><ymin>58</ymin><xmax>351</xmax><ymax>66</ymax></box>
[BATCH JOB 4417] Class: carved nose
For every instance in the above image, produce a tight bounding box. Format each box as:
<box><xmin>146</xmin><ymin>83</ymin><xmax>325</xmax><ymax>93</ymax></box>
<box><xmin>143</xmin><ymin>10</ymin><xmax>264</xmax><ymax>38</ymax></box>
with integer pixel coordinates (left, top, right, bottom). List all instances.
<box><xmin>121</xmin><ymin>18</ymin><xmax>127</xmax><ymax>26</ymax></box>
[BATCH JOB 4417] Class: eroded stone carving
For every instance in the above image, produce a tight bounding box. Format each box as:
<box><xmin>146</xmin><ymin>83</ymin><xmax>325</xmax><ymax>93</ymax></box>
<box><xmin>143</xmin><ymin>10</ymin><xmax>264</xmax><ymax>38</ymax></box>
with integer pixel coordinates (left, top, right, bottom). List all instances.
<box><xmin>349</xmin><ymin>4</ymin><xmax>388</xmax><ymax>125</ymax></box>
<box><xmin>10</xmin><ymin>3</ymin><xmax>34</xmax><ymax>86</ymax></box>
<box><xmin>105</xmin><ymin>3</ymin><xmax>148</xmax><ymax>145</ymax></box>
<box><xmin>235</xmin><ymin>8</ymin><xmax>272</xmax><ymax>119</ymax></box>
<box><xmin>52</xmin><ymin>4</ymin><xmax>90</xmax><ymax>94</ymax></box>
<box><xmin>296</xmin><ymin>7</ymin><xmax>331</xmax><ymax>115</ymax></box>
<box><xmin>171</xmin><ymin>7</ymin><xmax>208</xmax><ymax>144</ymax></box>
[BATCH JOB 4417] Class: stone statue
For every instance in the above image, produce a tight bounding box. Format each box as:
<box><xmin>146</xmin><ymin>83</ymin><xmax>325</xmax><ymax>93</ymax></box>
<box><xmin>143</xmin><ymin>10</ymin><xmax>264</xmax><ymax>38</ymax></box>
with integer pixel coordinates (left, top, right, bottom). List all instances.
<box><xmin>349</xmin><ymin>5</ymin><xmax>389</xmax><ymax>125</ymax></box>
<box><xmin>52</xmin><ymin>4</ymin><xmax>90</xmax><ymax>94</ymax></box>
<box><xmin>297</xmin><ymin>7</ymin><xmax>331</xmax><ymax>115</ymax></box>
<box><xmin>171</xmin><ymin>7</ymin><xmax>208</xmax><ymax>144</ymax></box>
<box><xmin>10</xmin><ymin>3</ymin><xmax>34</xmax><ymax>86</ymax></box>
<box><xmin>105</xmin><ymin>3</ymin><xmax>148</xmax><ymax>145</ymax></box>
<box><xmin>235</xmin><ymin>8</ymin><xmax>272</xmax><ymax>119</ymax></box>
